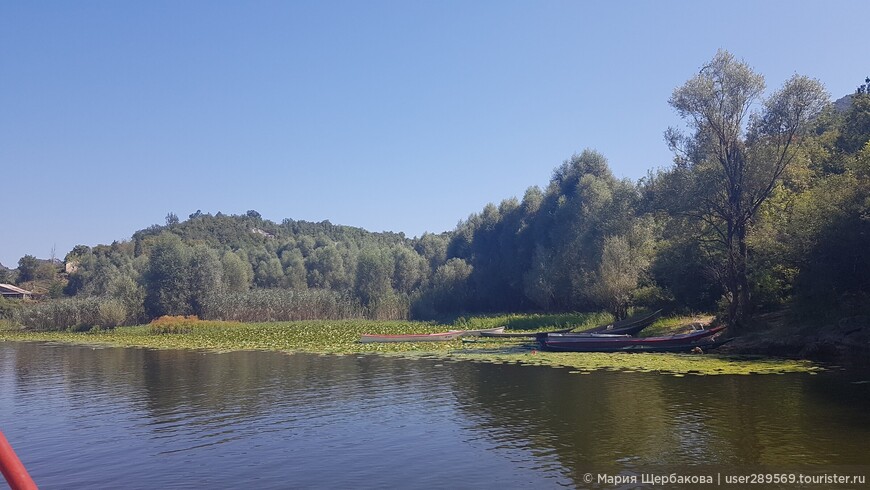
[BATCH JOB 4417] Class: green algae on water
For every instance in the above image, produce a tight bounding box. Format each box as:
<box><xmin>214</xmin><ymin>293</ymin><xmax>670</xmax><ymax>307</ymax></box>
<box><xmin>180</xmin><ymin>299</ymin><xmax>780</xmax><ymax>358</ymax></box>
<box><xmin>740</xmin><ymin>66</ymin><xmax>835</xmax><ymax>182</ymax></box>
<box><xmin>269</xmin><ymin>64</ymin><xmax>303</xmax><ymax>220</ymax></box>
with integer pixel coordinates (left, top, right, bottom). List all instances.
<box><xmin>0</xmin><ymin>320</ymin><xmax>821</xmax><ymax>376</ymax></box>
<box><xmin>449</xmin><ymin>349</ymin><xmax>822</xmax><ymax>375</ymax></box>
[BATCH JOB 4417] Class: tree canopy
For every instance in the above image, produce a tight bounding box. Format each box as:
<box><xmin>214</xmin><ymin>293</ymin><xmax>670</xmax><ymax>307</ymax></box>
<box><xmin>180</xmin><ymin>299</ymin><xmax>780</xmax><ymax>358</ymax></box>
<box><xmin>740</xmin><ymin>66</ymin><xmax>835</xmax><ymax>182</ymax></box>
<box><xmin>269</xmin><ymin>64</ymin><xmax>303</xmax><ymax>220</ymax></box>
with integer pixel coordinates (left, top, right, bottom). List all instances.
<box><xmin>7</xmin><ymin>54</ymin><xmax>869</xmax><ymax>331</ymax></box>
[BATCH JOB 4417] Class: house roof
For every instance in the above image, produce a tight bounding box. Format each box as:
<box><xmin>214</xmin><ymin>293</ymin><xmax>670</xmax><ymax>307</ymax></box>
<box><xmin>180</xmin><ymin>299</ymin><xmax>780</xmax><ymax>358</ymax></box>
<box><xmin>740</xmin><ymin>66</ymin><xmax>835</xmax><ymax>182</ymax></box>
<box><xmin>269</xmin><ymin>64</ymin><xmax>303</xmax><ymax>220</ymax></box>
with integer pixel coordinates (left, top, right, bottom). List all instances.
<box><xmin>0</xmin><ymin>283</ymin><xmax>32</xmax><ymax>295</ymax></box>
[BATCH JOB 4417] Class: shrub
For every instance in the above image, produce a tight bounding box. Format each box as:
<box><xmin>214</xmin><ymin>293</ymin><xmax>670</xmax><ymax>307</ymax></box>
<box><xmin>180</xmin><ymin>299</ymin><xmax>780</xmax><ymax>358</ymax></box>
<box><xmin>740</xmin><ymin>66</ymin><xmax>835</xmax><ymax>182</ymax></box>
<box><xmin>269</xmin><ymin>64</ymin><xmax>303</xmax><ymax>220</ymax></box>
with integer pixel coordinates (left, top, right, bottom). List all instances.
<box><xmin>12</xmin><ymin>297</ymin><xmax>129</xmax><ymax>331</ymax></box>
<box><xmin>0</xmin><ymin>297</ymin><xmax>23</xmax><ymax>320</ymax></box>
<box><xmin>149</xmin><ymin>315</ymin><xmax>199</xmax><ymax>334</ymax></box>
<box><xmin>98</xmin><ymin>299</ymin><xmax>129</xmax><ymax>329</ymax></box>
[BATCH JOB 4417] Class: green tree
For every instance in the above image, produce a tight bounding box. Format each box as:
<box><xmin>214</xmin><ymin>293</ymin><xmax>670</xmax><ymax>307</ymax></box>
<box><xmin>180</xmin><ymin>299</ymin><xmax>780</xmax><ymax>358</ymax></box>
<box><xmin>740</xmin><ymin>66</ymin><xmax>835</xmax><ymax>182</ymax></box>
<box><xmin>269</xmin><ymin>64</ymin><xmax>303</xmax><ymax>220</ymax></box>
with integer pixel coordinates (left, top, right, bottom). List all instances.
<box><xmin>541</xmin><ymin>150</ymin><xmax>634</xmax><ymax>310</ymax></box>
<box><xmin>414</xmin><ymin>233</ymin><xmax>449</xmax><ymax>271</ymax></box>
<box><xmin>254</xmin><ymin>257</ymin><xmax>285</xmax><ymax>288</ymax></box>
<box><xmin>17</xmin><ymin>255</ymin><xmax>41</xmax><ymax>282</ymax></box>
<box><xmin>165</xmin><ymin>212</ymin><xmax>180</xmax><ymax>227</ymax></box>
<box><xmin>66</xmin><ymin>245</ymin><xmax>91</xmax><ymax>260</ymax></box>
<box><xmin>354</xmin><ymin>248</ymin><xmax>393</xmax><ymax>306</ymax></box>
<box><xmin>108</xmin><ymin>275</ymin><xmax>145</xmax><ymax>324</ymax></box>
<box><xmin>189</xmin><ymin>245</ymin><xmax>223</xmax><ymax>317</ymax></box>
<box><xmin>837</xmin><ymin>80</ymin><xmax>870</xmax><ymax>154</ymax></box>
<box><xmin>666</xmin><ymin>50</ymin><xmax>828</xmax><ymax>330</ymax></box>
<box><xmin>775</xmin><ymin>143</ymin><xmax>870</xmax><ymax>314</ymax></box>
<box><xmin>143</xmin><ymin>234</ymin><xmax>191</xmax><ymax>318</ymax></box>
<box><xmin>587</xmin><ymin>222</ymin><xmax>654</xmax><ymax>319</ymax></box>
<box><xmin>391</xmin><ymin>246</ymin><xmax>427</xmax><ymax>294</ymax></box>
<box><xmin>0</xmin><ymin>265</ymin><xmax>12</xmax><ymax>284</ymax></box>
<box><xmin>305</xmin><ymin>245</ymin><xmax>348</xmax><ymax>289</ymax></box>
<box><xmin>280</xmin><ymin>248</ymin><xmax>308</xmax><ymax>289</ymax></box>
<box><xmin>412</xmin><ymin>257</ymin><xmax>474</xmax><ymax>318</ymax></box>
<box><xmin>221</xmin><ymin>251</ymin><xmax>252</xmax><ymax>292</ymax></box>
<box><xmin>523</xmin><ymin>245</ymin><xmax>556</xmax><ymax>311</ymax></box>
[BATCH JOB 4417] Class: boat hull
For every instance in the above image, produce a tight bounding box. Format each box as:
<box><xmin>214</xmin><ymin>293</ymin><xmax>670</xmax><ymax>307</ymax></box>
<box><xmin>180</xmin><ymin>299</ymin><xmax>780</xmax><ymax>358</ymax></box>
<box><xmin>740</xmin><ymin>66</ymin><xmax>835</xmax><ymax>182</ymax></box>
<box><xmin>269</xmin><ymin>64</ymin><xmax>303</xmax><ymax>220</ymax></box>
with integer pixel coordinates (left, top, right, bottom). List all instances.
<box><xmin>540</xmin><ymin>326</ymin><xmax>726</xmax><ymax>352</ymax></box>
<box><xmin>359</xmin><ymin>327</ymin><xmax>504</xmax><ymax>343</ymax></box>
<box><xmin>359</xmin><ymin>332</ymin><xmax>464</xmax><ymax>343</ymax></box>
<box><xmin>478</xmin><ymin>310</ymin><xmax>663</xmax><ymax>339</ymax></box>
<box><xmin>479</xmin><ymin>327</ymin><xmax>574</xmax><ymax>339</ymax></box>
<box><xmin>580</xmin><ymin>309</ymin><xmax>663</xmax><ymax>336</ymax></box>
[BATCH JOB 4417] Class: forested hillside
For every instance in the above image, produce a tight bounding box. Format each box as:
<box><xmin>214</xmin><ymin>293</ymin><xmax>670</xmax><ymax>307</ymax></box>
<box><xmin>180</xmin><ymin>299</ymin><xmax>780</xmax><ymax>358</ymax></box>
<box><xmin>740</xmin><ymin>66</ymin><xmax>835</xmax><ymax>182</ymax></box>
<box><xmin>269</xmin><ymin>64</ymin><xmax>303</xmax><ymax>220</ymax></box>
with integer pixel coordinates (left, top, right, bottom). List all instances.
<box><xmin>4</xmin><ymin>54</ymin><xmax>868</xmax><ymax>332</ymax></box>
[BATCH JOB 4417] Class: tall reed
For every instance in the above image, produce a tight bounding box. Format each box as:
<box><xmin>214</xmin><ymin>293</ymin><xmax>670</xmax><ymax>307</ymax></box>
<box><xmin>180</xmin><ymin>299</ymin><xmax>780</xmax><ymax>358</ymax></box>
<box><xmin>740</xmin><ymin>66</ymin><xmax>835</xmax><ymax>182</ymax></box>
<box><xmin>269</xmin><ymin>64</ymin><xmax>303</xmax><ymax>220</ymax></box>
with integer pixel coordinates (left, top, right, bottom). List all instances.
<box><xmin>201</xmin><ymin>289</ymin><xmax>371</xmax><ymax>322</ymax></box>
<box><xmin>12</xmin><ymin>297</ymin><xmax>130</xmax><ymax>331</ymax></box>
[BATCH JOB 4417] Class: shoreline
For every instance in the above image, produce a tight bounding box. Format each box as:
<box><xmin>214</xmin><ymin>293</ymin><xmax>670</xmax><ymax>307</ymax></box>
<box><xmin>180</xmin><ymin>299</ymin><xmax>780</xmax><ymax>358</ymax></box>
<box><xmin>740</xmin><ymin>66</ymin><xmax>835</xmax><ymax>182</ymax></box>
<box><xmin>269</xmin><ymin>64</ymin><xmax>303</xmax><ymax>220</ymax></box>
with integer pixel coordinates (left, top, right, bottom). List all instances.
<box><xmin>0</xmin><ymin>319</ymin><xmax>824</xmax><ymax>376</ymax></box>
<box><xmin>719</xmin><ymin>323</ymin><xmax>870</xmax><ymax>365</ymax></box>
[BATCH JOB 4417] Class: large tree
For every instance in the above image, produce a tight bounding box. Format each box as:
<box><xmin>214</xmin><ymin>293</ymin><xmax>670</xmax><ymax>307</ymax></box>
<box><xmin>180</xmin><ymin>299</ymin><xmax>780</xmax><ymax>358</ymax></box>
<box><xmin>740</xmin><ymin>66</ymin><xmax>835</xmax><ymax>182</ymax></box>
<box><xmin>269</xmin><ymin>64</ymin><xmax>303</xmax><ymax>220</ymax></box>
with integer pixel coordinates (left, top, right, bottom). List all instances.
<box><xmin>143</xmin><ymin>234</ymin><xmax>192</xmax><ymax>318</ymax></box>
<box><xmin>665</xmin><ymin>50</ymin><xmax>828</xmax><ymax>330</ymax></box>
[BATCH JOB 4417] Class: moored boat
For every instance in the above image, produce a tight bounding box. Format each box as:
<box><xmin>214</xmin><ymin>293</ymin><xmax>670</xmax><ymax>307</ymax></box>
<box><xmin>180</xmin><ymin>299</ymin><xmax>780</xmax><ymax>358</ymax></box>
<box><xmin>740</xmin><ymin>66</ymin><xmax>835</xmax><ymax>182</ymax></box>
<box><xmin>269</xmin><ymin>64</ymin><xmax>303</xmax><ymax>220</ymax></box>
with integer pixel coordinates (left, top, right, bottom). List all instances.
<box><xmin>462</xmin><ymin>327</ymin><xmax>508</xmax><ymax>337</ymax></box>
<box><xmin>579</xmin><ymin>309</ymin><xmax>663</xmax><ymax>336</ymax></box>
<box><xmin>479</xmin><ymin>327</ymin><xmax>575</xmax><ymax>339</ymax></box>
<box><xmin>539</xmin><ymin>326</ymin><xmax>726</xmax><ymax>352</ymax></box>
<box><xmin>359</xmin><ymin>327</ymin><xmax>504</xmax><ymax>343</ymax></box>
<box><xmin>483</xmin><ymin>310</ymin><xmax>664</xmax><ymax>339</ymax></box>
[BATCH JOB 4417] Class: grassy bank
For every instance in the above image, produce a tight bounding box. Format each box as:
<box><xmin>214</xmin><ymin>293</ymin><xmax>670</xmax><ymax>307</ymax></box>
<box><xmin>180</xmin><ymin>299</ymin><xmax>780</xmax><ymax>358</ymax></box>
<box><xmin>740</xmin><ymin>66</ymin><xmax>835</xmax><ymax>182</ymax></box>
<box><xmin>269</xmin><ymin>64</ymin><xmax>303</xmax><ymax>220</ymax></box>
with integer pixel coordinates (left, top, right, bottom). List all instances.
<box><xmin>0</xmin><ymin>313</ymin><xmax>822</xmax><ymax>376</ymax></box>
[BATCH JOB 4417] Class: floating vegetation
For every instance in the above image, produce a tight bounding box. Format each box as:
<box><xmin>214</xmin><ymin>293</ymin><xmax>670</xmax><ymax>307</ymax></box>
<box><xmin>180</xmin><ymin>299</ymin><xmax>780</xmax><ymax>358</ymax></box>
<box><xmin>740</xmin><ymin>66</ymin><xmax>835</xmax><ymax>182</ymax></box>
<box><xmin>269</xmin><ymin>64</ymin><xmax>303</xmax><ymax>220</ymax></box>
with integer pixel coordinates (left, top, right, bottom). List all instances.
<box><xmin>0</xmin><ymin>319</ymin><xmax>822</xmax><ymax>376</ymax></box>
<box><xmin>449</xmin><ymin>349</ymin><xmax>822</xmax><ymax>375</ymax></box>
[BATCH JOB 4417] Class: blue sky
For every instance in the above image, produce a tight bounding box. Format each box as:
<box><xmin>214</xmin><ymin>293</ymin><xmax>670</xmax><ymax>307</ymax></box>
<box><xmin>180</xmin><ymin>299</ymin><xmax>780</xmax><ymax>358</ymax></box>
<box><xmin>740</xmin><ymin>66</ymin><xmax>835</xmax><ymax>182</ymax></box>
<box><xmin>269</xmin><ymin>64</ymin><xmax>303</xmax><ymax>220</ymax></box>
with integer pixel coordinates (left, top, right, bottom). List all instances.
<box><xmin>1</xmin><ymin>1</ymin><xmax>868</xmax><ymax>267</ymax></box>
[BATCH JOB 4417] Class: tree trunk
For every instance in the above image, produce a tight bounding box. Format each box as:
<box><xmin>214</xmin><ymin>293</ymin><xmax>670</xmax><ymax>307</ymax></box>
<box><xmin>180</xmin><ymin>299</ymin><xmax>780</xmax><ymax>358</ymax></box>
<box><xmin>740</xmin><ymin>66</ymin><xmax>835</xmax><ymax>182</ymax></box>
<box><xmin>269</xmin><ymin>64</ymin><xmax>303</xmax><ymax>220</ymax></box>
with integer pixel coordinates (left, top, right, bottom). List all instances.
<box><xmin>725</xmin><ymin>258</ymin><xmax>740</xmax><ymax>333</ymax></box>
<box><xmin>735</xmin><ymin>226</ymin><xmax>751</xmax><ymax>330</ymax></box>
<box><xmin>723</xmin><ymin>222</ymin><xmax>752</xmax><ymax>334</ymax></box>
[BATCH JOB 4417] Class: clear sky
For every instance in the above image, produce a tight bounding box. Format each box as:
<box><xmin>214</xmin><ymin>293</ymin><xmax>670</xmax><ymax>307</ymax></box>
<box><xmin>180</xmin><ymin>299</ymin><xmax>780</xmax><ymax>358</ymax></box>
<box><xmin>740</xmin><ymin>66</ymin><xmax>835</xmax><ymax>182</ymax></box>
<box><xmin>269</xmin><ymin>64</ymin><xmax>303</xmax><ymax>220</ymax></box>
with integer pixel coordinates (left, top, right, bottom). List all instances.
<box><xmin>2</xmin><ymin>0</ymin><xmax>868</xmax><ymax>267</ymax></box>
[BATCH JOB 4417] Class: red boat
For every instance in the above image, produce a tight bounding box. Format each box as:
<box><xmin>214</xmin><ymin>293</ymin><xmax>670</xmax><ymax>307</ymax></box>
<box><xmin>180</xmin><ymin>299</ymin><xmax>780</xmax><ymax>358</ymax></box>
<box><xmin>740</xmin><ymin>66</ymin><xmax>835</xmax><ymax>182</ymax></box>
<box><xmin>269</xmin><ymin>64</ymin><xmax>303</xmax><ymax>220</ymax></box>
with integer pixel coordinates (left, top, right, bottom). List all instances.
<box><xmin>0</xmin><ymin>430</ymin><xmax>37</xmax><ymax>490</ymax></box>
<box><xmin>539</xmin><ymin>326</ymin><xmax>726</xmax><ymax>352</ymax></box>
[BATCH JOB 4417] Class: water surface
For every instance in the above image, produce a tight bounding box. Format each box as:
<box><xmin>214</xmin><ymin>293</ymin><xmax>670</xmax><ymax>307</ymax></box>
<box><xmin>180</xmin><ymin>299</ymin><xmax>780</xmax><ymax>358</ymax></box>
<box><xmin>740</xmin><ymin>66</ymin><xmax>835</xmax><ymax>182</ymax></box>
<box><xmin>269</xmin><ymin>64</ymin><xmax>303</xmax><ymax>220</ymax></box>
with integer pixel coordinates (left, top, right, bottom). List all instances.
<box><xmin>1</xmin><ymin>342</ymin><xmax>869</xmax><ymax>488</ymax></box>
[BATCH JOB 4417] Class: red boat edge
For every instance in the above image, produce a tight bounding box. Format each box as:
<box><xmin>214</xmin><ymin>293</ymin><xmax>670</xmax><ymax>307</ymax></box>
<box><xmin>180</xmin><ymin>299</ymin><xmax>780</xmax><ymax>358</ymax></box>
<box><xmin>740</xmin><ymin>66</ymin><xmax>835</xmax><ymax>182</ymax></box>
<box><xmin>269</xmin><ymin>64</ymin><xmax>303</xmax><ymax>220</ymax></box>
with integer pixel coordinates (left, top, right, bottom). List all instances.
<box><xmin>0</xmin><ymin>430</ymin><xmax>38</xmax><ymax>490</ymax></box>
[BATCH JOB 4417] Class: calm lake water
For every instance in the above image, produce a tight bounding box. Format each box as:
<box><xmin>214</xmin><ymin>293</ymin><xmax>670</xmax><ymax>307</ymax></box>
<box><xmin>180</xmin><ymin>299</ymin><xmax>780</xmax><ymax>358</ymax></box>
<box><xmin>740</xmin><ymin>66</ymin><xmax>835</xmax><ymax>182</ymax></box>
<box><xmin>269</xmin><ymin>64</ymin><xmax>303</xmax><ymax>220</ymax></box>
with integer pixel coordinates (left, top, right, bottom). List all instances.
<box><xmin>2</xmin><ymin>342</ymin><xmax>869</xmax><ymax>489</ymax></box>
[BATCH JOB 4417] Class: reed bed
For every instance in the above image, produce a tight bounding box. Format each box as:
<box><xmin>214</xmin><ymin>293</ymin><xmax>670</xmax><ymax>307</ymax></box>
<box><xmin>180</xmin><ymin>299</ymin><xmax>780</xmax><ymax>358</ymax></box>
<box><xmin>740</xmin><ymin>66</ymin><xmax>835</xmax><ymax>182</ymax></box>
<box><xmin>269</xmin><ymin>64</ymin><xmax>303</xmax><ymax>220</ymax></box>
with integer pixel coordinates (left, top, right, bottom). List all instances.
<box><xmin>201</xmin><ymin>289</ymin><xmax>367</xmax><ymax>322</ymax></box>
<box><xmin>11</xmin><ymin>297</ymin><xmax>131</xmax><ymax>331</ymax></box>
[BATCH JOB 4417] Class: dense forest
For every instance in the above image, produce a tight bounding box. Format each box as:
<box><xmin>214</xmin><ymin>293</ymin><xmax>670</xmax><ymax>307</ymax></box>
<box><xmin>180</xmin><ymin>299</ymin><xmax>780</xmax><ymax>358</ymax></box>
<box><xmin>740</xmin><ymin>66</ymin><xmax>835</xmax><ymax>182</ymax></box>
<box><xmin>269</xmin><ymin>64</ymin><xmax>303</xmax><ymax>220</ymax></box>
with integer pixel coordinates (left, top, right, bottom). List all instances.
<box><xmin>3</xmin><ymin>52</ymin><xmax>868</xmax><ymax>332</ymax></box>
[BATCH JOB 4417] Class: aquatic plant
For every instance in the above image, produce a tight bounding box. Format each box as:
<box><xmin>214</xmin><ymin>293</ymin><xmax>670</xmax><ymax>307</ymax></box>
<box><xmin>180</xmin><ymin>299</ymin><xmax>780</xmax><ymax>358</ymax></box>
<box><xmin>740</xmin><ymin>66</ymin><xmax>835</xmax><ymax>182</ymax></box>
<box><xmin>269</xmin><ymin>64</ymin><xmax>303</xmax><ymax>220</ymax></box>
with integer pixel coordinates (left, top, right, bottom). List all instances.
<box><xmin>0</xmin><ymin>315</ymin><xmax>821</xmax><ymax>376</ymax></box>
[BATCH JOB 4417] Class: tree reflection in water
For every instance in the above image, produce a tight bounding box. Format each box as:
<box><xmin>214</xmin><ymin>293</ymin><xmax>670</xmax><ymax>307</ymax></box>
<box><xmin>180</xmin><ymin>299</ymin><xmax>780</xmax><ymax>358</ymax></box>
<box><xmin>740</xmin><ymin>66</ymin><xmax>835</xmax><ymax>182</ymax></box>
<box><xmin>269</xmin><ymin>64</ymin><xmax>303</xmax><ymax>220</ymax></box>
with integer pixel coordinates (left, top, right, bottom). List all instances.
<box><xmin>3</xmin><ymin>343</ymin><xmax>869</xmax><ymax>489</ymax></box>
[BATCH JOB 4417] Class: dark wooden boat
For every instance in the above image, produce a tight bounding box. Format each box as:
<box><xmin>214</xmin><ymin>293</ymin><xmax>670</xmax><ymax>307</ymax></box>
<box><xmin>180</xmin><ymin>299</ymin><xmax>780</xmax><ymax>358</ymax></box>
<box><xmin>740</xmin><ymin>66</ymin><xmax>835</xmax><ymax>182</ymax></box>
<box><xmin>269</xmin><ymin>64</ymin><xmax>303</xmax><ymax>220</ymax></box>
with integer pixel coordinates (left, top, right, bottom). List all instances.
<box><xmin>359</xmin><ymin>327</ymin><xmax>504</xmax><ymax>343</ymax></box>
<box><xmin>579</xmin><ymin>309</ymin><xmax>663</xmax><ymax>336</ymax></box>
<box><xmin>539</xmin><ymin>325</ymin><xmax>725</xmax><ymax>352</ymax></box>
<box><xmin>575</xmin><ymin>336</ymin><xmax>734</xmax><ymax>353</ymax></box>
<box><xmin>479</xmin><ymin>309</ymin><xmax>663</xmax><ymax>339</ymax></box>
<box><xmin>628</xmin><ymin>336</ymin><xmax>734</xmax><ymax>353</ymax></box>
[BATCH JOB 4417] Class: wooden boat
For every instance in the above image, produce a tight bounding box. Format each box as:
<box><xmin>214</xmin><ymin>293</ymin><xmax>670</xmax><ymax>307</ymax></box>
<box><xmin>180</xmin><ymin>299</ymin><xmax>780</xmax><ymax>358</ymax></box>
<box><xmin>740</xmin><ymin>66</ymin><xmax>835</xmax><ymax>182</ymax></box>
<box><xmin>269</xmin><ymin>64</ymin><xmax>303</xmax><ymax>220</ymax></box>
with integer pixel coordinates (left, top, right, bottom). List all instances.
<box><xmin>462</xmin><ymin>327</ymin><xmax>507</xmax><ymax>337</ymax></box>
<box><xmin>479</xmin><ymin>310</ymin><xmax>663</xmax><ymax>339</ymax></box>
<box><xmin>579</xmin><ymin>309</ymin><xmax>663</xmax><ymax>336</ymax></box>
<box><xmin>676</xmin><ymin>336</ymin><xmax>734</xmax><ymax>352</ymax></box>
<box><xmin>544</xmin><ymin>332</ymin><xmax>632</xmax><ymax>339</ymax></box>
<box><xmin>359</xmin><ymin>327</ymin><xmax>504</xmax><ymax>343</ymax></box>
<box><xmin>583</xmin><ymin>336</ymin><xmax>735</xmax><ymax>353</ymax></box>
<box><xmin>479</xmin><ymin>327</ymin><xmax>575</xmax><ymax>339</ymax></box>
<box><xmin>539</xmin><ymin>325</ymin><xmax>726</xmax><ymax>352</ymax></box>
